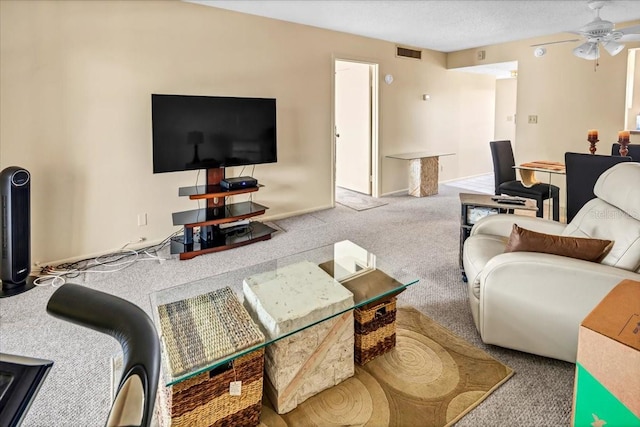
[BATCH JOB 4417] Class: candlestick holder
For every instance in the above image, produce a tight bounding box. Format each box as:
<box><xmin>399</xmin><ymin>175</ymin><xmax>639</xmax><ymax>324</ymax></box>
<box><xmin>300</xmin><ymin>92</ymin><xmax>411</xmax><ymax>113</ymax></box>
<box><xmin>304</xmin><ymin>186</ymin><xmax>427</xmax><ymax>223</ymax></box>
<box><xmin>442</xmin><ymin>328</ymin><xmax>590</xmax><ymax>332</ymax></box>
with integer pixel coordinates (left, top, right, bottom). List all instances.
<box><xmin>619</xmin><ymin>137</ymin><xmax>630</xmax><ymax>157</ymax></box>
<box><xmin>587</xmin><ymin>136</ymin><xmax>599</xmax><ymax>154</ymax></box>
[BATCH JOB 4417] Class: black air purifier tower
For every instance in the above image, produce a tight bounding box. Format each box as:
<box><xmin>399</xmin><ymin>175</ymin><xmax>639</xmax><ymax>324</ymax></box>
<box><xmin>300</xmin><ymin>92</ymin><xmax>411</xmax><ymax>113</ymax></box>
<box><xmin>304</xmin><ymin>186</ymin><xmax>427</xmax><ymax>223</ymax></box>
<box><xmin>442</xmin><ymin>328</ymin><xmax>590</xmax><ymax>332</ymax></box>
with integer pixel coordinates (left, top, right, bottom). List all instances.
<box><xmin>0</xmin><ymin>166</ymin><xmax>34</xmax><ymax>297</ymax></box>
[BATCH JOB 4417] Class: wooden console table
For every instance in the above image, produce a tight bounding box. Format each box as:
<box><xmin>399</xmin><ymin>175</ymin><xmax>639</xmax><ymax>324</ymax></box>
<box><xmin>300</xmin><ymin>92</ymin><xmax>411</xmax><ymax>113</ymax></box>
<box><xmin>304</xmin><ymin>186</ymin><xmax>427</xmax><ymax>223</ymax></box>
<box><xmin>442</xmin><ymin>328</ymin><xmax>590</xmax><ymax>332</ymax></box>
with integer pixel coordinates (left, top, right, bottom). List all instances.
<box><xmin>386</xmin><ymin>151</ymin><xmax>455</xmax><ymax>197</ymax></box>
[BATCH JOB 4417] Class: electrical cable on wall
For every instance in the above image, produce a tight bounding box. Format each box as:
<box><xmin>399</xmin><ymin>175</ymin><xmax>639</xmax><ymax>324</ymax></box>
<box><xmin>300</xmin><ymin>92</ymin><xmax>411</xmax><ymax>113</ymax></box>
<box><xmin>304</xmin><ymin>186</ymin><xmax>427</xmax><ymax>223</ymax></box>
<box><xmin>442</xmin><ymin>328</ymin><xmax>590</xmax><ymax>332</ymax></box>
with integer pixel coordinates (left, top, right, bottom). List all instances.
<box><xmin>34</xmin><ymin>229</ymin><xmax>181</xmax><ymax>288</ymax></box>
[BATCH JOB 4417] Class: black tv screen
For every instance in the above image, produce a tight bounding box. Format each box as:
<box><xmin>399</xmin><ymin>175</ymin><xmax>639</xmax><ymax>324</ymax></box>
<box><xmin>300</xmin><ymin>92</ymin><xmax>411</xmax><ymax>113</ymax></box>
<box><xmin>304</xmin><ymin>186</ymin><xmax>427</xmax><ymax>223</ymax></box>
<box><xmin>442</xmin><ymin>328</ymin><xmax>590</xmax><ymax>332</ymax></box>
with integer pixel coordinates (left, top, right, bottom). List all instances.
<box><xmin>151</xmin><ymin>94</ymin><xmax>277</xmax><ymax>173</ymax></box>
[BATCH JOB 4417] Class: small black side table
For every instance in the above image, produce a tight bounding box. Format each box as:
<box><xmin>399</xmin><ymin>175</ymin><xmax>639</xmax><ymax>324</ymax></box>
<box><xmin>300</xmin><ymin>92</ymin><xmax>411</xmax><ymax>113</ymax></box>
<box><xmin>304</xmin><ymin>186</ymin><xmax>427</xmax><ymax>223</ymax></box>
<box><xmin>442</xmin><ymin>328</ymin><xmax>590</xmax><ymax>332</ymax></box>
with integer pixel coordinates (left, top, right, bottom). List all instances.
<box><xmin>459</xmin><ymin>193</ymin><xmax>537</xmax><ymax>282</ymax></box>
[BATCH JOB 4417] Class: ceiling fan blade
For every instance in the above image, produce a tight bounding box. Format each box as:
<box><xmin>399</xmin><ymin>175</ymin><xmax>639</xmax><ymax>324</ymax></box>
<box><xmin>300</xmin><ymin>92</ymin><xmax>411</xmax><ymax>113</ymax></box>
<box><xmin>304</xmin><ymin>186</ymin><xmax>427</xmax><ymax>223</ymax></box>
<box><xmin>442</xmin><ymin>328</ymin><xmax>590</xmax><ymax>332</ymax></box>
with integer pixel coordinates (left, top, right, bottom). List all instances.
<box><xmin>617</xmin><ymin>24</ymin><xmax>640</xmax><ymax>35</ymax></box>
<box><xmin>530</xmin><ymin>39</ymin><xmax>580</xmax><ymax>47</ymax></box>
<box><xmin>619</xmin><ymin>34</ymin><xmax>640</xmax><ymax>42</ymax></box>
<box><xmin>568</xmin><ymin>30</ymin><xmax>590</xmax><ymax>37</ymax></box>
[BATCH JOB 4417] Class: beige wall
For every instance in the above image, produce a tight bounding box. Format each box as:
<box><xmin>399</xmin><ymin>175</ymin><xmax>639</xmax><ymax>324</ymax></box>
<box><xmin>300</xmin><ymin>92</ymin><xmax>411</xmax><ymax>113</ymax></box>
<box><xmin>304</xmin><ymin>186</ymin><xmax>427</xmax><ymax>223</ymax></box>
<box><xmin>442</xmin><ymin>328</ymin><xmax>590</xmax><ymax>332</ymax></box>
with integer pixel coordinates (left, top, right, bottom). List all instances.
<box><xmin>449</xmin><ymin>28</ymin><xmax>640</xmax><ymax>213</ymax></box>
<box><xmin>3</xmin><ymin>1</ymin><xmax>635</xmax><ymax>264</ymax></box>
<box><xmin>448</xmin><ymin>26</ymin><xmax>640</xmax><ymax>165</ymax></box>
<box><xmin>0</xmin><ymin>0</ymin><xmax>496</xmax><ymax>264</ymax></box>
<box><xmin>494</xmin><ymin>78</ymin><xmax>518</xmax><ymax>144</ymax></box>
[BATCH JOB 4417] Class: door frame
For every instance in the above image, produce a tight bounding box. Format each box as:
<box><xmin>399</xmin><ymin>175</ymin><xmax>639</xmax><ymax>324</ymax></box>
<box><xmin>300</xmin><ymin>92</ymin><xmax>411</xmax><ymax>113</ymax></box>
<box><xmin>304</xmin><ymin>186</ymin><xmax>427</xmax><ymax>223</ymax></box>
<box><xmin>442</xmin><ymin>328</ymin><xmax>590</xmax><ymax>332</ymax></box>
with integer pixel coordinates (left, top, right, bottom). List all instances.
<box><xmin>331</xmin><ymin>55</ymin><xmax>380</xmax><ymax>205</ymax></box>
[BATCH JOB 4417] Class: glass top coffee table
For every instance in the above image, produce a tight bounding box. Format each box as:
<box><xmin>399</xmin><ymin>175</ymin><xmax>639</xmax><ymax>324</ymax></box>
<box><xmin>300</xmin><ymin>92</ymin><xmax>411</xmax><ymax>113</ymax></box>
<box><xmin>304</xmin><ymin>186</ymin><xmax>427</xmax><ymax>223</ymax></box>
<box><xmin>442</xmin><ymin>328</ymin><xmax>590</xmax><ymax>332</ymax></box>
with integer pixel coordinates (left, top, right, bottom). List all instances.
<box><xmin>150</xmin><ymin>240</ymin><xmax>419</xmax><ymax>386</ymax></box>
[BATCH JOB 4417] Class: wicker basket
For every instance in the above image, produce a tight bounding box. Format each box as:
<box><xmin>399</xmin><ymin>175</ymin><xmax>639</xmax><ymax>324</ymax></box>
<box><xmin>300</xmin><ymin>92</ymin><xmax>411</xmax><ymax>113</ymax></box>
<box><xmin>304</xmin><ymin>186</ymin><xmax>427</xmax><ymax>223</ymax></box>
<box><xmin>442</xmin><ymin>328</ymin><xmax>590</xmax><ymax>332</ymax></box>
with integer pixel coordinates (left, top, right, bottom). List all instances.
<box><xmin>156</xmin><ymin>287</ymin><xmax>265</xmax><ymax>426</ymax></box>
<box><xmin>158</xmin><ymin>348</ymin><xmax>264</xmax><ymax>427</ymax></box>
<box><xmin>354</xmin><ymin>297</ymin><xmax>397</xmax><ymax>365</ymax></box>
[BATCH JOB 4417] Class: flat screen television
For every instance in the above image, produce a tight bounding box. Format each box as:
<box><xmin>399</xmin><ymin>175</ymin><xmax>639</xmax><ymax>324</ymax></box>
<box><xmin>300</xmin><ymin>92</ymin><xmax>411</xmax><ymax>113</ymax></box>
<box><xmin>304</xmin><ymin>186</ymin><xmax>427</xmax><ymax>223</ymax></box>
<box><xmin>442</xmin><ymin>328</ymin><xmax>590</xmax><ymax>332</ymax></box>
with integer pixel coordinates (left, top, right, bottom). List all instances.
<box><xmin>151</xmin><ymin>94</ymin><xmax>277</xmax><ymax>173</ymax></box>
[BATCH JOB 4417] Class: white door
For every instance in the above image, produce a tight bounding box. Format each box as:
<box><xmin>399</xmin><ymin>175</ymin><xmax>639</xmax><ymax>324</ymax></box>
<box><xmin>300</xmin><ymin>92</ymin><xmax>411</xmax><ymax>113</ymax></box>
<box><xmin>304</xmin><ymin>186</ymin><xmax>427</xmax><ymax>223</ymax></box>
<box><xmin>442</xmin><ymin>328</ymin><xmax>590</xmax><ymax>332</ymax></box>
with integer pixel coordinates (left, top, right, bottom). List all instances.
<box><xmin>335</xmin><ymin>60</ymin><xmax>372</xmax><ymax>194</ymax></box>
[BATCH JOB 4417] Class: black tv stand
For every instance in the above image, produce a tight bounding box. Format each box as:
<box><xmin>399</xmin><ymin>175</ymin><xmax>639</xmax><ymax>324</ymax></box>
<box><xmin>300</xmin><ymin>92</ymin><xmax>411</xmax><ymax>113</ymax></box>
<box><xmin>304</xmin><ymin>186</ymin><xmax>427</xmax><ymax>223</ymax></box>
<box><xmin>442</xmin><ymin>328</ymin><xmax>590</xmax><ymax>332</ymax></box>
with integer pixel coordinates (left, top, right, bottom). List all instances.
<box><xmin>170</xmin><ymin>168</ymin><xmax>276</xmax><ymax>260</ymax></box>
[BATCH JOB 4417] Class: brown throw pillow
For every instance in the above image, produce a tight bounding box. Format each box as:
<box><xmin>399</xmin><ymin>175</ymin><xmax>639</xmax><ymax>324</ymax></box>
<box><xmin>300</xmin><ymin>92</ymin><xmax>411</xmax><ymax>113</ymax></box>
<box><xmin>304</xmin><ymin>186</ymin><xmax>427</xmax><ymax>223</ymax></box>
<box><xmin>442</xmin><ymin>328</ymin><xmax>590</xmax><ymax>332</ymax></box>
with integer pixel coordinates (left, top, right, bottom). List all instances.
<box><xmin>504</xmin><ymin>224</ymin><xmax>613</xmax><ymax>263</ymax></box>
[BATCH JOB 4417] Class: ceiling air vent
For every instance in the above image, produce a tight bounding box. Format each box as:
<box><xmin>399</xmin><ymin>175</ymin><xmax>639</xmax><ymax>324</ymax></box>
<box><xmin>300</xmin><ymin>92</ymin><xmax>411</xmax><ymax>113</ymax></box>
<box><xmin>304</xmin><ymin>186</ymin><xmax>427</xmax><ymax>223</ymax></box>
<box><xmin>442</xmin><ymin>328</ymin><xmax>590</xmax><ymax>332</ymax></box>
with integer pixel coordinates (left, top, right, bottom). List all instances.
<box><xmin>396</xmin><ymin>46</ymin><xmax>422</xmax><ymax>60</ymax></box>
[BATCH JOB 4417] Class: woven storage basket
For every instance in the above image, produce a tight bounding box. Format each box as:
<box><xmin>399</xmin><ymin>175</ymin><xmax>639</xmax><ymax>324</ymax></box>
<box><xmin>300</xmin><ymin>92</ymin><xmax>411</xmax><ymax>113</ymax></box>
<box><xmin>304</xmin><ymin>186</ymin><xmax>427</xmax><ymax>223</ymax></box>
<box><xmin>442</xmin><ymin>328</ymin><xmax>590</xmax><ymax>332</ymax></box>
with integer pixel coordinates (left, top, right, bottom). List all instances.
<box><xmin>156</xmin><ymin>287</ymin><xmax>265</xmax><ymax>427</ymax></box>
<box><xmin>354</xmin><ymin>296</ymin><xmax>397</xmax><ymax>365</ymax></box>
<box><xmin>158</xmin><ymin>348</ymin><xmax>264</xmax><ymax>427</ymax></box>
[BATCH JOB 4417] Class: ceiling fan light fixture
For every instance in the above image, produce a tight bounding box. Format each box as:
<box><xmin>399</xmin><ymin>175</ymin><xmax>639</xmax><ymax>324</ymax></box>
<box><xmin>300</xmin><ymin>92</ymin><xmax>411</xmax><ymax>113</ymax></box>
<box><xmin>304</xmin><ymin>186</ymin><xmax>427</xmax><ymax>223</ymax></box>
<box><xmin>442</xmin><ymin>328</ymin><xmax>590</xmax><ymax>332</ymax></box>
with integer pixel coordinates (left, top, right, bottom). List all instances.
<box><xmin>573</xmin><ymin>42</ymin><xmax>599</xmax><ymax>60</ymax></box>
<box><xmin>539</xmin><ymin>1</ymin><xmax>638</xmax><ymax>67</ymax></box>
<box><xmin>603</xmin><ymin>40</ymin><xmax>624</xmax><ymax>56</ymax></box>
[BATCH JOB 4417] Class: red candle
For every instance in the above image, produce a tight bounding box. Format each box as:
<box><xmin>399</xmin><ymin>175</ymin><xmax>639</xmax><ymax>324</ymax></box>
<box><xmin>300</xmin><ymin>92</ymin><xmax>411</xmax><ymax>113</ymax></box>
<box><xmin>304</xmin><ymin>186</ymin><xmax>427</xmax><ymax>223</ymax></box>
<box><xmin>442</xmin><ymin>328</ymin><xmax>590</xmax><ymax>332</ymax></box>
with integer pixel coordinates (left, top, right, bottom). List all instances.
<box><xmin>588</xmin><ymin>129</ymin><xmax>598</xmax><ymax>139</ymax></box>
<box><xmin>619</xmin><ymin>130</ymin><xmax>630</xmax><ymax>142</ymax></box>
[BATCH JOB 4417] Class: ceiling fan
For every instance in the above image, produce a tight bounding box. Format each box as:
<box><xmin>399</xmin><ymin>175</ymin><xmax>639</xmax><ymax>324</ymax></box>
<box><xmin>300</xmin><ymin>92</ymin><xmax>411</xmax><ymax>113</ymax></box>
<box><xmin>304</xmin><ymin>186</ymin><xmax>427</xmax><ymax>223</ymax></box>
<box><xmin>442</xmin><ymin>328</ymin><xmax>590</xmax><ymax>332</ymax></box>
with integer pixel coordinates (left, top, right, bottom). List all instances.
<box><xmin>531</xmin><ymin>0</ymin><xmax>640</xmax><ymax>61</ymax></box>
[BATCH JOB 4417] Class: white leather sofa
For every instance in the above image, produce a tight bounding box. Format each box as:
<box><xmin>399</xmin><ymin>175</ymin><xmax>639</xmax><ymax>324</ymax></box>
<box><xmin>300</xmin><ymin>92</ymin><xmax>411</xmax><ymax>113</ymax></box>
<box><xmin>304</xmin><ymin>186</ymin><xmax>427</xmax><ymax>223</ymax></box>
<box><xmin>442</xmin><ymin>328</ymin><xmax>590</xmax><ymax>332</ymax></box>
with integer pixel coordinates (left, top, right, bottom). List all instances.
<box><xmin>463</xmin><ymin>162</ymin><xmax>640</xmax><ymax>362</ymax></box>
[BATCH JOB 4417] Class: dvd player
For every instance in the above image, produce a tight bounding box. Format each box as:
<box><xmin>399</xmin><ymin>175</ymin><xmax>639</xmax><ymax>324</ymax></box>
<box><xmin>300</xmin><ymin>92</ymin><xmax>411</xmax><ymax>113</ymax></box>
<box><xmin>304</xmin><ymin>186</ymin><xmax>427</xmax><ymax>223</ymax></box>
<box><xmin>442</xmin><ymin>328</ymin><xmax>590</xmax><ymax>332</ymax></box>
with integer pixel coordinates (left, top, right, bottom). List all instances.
<box><xmin>220</xmin><ymin>176</ymin><xmax>258</xmax><ymax>190</ymax></box>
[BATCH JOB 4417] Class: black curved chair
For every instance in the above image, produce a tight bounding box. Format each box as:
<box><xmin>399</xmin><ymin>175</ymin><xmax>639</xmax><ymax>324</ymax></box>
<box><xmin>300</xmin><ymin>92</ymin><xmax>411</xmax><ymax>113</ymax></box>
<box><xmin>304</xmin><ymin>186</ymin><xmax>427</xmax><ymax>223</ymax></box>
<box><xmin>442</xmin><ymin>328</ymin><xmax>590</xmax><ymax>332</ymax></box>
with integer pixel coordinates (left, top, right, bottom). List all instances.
<box><xmin>47</xmin><ymin>284</ymin><xmax>160</xmax><ymax>427</ymax></box>
<box><xmin>611</xmin><ymin>143</ymin><xmax>640</xmax><ymax>159</ymax></box>
<box><xmin>564</xmin><ymin>152</ymin><xmax>632</xmax><ymax>223</ymax></box>
<box><xmin>490</xmin><ymin>140</ymin><xmax>560</xmax><ymax>221</ymax></box>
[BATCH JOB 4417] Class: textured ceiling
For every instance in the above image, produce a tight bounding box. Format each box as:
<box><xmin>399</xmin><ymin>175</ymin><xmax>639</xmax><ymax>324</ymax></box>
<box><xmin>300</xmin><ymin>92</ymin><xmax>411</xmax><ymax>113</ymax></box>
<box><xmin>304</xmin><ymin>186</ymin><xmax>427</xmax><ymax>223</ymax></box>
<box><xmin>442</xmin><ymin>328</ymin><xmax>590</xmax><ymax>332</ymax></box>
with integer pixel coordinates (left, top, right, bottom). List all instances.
<box><xmin>188</xmin><ymin>0</ymin><xmax>640</xmax><ymax>52</ymax></box>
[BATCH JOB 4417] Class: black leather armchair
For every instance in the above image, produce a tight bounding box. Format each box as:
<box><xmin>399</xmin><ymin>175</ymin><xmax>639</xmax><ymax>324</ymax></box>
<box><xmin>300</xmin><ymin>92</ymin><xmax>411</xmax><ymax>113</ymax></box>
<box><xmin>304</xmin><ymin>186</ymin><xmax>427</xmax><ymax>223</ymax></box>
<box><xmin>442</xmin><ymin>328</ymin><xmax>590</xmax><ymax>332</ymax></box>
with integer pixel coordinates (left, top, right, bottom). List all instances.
<box><xmin>611</xmin><ymin>143</ymin><xmax>640</xmax><ymax>159</ymax></box>
<box><xmin>47</xmin><ymin>284</ymin><xmax>160</xmax><ymax>427</ymax></box>
<box><xmin>564</xmin><ymin>152</ymin><xmax>632</xmax><ymax>223</ymax></box>
<box><xmin>490</xmin><ymin>140</ymin><xmax>560</xmax><ymax>221</ymax></box>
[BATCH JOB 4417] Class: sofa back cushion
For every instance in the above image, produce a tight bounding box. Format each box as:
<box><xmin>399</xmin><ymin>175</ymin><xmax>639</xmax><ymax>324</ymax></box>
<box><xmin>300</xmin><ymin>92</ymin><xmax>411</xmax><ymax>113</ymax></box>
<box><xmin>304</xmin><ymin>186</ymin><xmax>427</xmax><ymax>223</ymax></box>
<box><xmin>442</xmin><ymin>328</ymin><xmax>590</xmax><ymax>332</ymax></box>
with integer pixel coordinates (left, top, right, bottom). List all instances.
<box><xmin>563</xmin><ymin>198</ymin><xmax>640</xmax><ymax>271</ymax></box>
<box><xmin>593</xmin><ymin>162</ymin><xmax>640</xmax><ymax>221</ymax></box>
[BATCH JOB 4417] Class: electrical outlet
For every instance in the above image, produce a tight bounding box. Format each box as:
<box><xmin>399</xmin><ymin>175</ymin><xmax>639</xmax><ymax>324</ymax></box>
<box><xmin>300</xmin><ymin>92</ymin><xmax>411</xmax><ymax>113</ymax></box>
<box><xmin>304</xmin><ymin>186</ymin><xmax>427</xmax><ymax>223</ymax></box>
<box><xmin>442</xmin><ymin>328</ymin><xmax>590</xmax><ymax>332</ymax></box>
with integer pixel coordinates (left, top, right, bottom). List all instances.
<box><xmin>137</xmin><ymin>213</ymin><xmax>147</xmax><ymax>226</ymax></box>
<box><xmin>528</xmin><ymin>115</ymin><xmax>538</xmax><ymax>124</ymax></box>
<box><xmin>130</xmin><ymin>237</ymin><xmax>146</xmax><ymax>246</ymax></box>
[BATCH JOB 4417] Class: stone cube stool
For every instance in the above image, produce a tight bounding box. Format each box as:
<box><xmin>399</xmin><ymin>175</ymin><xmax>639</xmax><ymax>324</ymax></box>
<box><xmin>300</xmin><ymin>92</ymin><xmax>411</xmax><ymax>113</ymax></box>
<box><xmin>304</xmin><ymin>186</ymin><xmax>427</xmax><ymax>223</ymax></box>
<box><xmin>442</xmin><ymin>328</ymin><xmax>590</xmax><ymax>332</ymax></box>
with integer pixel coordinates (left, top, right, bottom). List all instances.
<box><xmin>243</xmin><ymin>261</ymin><xmax>355</xmax><ymax>414</ymax></box>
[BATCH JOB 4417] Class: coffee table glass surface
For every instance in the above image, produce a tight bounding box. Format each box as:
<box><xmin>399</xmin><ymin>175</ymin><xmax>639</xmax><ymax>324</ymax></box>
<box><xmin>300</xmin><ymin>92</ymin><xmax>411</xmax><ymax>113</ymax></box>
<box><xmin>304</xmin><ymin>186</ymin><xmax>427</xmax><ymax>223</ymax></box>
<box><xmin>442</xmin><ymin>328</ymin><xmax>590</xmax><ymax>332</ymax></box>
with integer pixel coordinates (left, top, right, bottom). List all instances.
<box><xmin>149</xmin><ymin>240</ymin><xmax>419</xmax><ymax>386</ymax></box>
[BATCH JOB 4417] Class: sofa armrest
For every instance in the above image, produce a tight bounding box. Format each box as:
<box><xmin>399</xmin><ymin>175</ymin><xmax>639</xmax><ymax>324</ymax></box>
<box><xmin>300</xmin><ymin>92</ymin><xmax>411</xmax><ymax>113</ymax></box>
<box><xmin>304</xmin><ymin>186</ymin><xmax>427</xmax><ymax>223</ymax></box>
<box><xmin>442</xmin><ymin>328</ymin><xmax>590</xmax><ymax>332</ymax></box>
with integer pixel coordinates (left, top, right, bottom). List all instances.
<box><xmin>478</xmin><ymin>252</ymin><xmax>640</xmax><ymax>362</ymax></box>
<box><xmin>470</xmin><ymin>214</ymin><xmax>567</xmax><ymax>238</ymax></box>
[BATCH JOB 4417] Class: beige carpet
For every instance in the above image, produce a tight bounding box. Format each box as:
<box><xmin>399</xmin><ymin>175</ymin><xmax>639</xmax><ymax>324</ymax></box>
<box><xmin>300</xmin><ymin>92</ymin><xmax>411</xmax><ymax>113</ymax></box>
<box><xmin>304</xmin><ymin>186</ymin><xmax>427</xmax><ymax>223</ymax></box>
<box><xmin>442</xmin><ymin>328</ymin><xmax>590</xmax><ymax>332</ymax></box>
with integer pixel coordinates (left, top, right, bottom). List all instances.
<box><xmin>259</xmin><ymin>307</ymin><xmax>514</xmax><ymax>427</ymax></box>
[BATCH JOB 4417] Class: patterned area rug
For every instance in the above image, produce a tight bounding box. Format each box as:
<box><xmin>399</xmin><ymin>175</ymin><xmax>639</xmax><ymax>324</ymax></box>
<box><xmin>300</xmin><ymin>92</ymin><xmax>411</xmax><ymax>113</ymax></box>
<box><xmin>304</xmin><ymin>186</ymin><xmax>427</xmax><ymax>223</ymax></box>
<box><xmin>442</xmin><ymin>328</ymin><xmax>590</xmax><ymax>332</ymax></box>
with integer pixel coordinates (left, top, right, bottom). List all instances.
<box><xmin>259</xmin><ymin>307</ymin><xmax>514</xmax><ymax>427</ymax></box>
<box><xmin>143</xmin><ymin>307</ymin><xmax>513</xmax><ymax>426</ymax></box>
<box><xmin>336</xmin><ymin>187</ymin><xmax>388</xmax><ymax>211</ymax></box>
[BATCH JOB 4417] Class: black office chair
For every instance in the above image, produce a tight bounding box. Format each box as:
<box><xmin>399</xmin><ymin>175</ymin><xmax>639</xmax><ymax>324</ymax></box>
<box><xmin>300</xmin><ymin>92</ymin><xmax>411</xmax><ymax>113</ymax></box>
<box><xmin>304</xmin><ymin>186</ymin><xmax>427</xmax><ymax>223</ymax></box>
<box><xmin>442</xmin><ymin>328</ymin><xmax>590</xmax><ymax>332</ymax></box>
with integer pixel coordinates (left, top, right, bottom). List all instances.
<box><xmin>565</xmin><ymin>152</ymin><xmax>632</xmax><ymax>223</ymax></box>
<box><xmin>611</xmin><ymin>143</ymin><xmax>640</xmax><ymax>159</ymax></box>
<box><xmin>490</xmin><ymin>140</ymin><xmax>560</xmax><ymax>221</ymax></box>
<box><xmin>47</xmin><ymin>284</ymin><xmax>160</xmax><ymax>427</ymax></box>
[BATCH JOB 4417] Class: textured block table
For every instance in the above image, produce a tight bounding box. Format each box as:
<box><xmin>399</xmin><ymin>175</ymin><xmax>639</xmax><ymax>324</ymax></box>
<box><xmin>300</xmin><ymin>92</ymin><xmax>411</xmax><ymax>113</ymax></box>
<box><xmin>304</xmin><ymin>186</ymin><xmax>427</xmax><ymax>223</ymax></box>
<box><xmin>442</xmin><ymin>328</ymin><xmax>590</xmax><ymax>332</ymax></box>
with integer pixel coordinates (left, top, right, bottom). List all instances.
<box><xmin>387</xmin><ymin>151</ymin><xmax>455</xmax><ymax>197</ymax></box>
<box><xmin>243</xmin><ymin>261</ymin><xmax>355</xmax><ymax>414</ymax></box>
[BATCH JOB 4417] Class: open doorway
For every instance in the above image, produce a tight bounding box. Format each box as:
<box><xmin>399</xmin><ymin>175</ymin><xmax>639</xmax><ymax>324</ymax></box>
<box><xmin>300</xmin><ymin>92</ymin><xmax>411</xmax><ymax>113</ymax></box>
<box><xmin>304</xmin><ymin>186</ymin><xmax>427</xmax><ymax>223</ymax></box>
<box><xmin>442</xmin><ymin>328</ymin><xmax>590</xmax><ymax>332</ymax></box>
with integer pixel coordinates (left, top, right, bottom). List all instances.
<box><xmin>333</xmin><ymin>59</ymin><xmax>379</xmax><ymax>201</ymax></box>
<box><xmin>451</xmin><ymin>61</ymin><xmax>518</xmax><ymax>146</ymax></box>
<box><xmin>446</xmin><ymin>61</ymin><xmax>518</xmax><ymax>195</ymax></box>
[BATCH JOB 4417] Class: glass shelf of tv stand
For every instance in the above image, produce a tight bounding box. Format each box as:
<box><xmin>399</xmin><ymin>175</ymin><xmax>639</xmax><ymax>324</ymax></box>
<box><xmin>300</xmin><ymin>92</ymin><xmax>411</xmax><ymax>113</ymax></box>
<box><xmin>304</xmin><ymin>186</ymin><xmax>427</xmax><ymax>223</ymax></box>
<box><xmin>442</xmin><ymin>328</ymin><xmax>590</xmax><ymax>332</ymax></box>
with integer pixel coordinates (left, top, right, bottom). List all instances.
<box><xmin>179</xmin><ymin>184</ymin><xmax>263</xmax><ymax>200</ymax></box>
<box><xmin>149</xmin><ymin>240</ymin><xmax>419</xmax><ymax>386</ymax></box>
<box><xmin>171</xmin><ymin>201</ymin><xmax>268</xmax><ymax>227</ymax></box>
